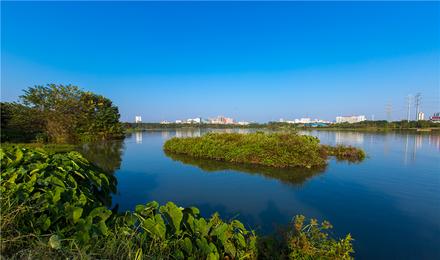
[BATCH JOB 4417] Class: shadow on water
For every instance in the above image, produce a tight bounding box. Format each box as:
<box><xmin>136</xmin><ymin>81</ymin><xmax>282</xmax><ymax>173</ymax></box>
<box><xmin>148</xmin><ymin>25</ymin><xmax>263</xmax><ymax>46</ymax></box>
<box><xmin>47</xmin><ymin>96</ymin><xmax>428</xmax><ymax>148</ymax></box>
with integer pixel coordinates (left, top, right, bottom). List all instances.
<box><xmin>164</xmin><ymin>151</ymin><xmax>326</xmax><ymax>186</ymax></box>
<box><xmin>76</xmin><ymin>139</ymin><xmax>125</xmax><ymax>174</ymax></box>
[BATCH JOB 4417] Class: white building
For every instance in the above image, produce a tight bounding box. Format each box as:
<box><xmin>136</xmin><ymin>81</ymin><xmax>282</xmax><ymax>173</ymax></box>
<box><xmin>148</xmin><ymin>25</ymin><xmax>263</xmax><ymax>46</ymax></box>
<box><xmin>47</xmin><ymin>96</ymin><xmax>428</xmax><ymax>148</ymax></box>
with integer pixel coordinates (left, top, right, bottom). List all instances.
<box><xmin>237</xmin><ymin>121</ymin><xmax>250</xmax><ymax>125</ymax></box>
<box><xmin>160</xmin><ymin>120</ymin><xmax>171</xmax><ymax>124</ymax></box>
<box><xmin>187</xmin><ymin>117</ymin><xmax>202</xmax><ymax>124</ymax></box>
<box><xmin>175</xmin><ymin>120</ymin><xmax>183</xmax><ymax>124</ymax></box>
<box><xmin>209</xmin><ymin>116</ymin><xmax>234</xmax><ymax>124</ymax></box>
<box><xmin>417</xmin><ymin>112</ymin><xmax>425</xmax><ymax>121</ymax></box>
<box><xmin>290</xmin><ymin>118</ymin><xmax>311</xmax><ymax>124</ymax></box>
<box><xmin>336</xmin><ymin>115</ymin><xmax>366</xmax><ymax>124</ymax></box>
<box><xmin>135</xmin><ymin>116</ymin><xmax>142</xmax><ymax>123</ymax></box>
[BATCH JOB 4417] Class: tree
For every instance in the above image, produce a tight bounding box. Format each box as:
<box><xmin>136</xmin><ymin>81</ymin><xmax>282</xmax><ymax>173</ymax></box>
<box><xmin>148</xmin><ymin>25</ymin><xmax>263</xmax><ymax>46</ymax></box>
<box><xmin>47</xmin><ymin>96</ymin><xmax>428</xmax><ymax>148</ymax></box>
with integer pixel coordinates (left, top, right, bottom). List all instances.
<box><xmin>77</xmin><ymin>92</ymin><xmax>124</xmax><ymax>141</ymax></box>
<box><xmin>1</xmin><ymin>102</ymin><xmax>45</xmax><ymax>142</ymax></box>
<box><xmin>11</xmin><ymin>84</ymin><xmax>124</xmax><ymax>143</ymax></box>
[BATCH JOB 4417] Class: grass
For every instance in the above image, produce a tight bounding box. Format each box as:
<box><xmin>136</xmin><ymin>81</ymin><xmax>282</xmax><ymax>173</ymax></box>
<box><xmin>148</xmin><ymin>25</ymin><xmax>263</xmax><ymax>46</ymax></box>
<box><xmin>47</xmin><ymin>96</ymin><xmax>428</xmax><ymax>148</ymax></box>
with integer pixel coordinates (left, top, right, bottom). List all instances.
<box><xmin>163</xmin><ymin>132</ymin><xmax>365</xmax><ymax>169</ymax></box>
<box><xmin>0</xmin><ymin>142</ymin><xmax>76</xmax><ymax>153</ymax></box>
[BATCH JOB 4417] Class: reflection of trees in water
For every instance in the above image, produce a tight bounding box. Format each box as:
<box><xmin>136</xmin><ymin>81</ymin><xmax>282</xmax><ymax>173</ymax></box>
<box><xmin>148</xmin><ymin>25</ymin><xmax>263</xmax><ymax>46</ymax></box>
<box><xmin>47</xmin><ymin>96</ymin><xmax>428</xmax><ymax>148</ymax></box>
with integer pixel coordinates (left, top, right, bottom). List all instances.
<box><xmin>77</xmin><ymin>140</ymin><xmax>125</xmax><ymax>174</ymax></box>
<box><xmin>164</xmin><ymin>151</ymin><xmax>325</xmax><ymax>186</ymax></box>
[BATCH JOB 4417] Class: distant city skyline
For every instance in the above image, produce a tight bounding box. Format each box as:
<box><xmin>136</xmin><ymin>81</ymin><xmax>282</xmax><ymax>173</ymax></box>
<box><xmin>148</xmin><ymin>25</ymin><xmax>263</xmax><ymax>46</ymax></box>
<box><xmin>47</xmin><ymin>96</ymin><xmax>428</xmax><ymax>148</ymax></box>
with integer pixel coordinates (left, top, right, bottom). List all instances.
<box><xmin>2</xmin><ymin>1</ymin><xmax>439</xmax><ymax>122</ymax></box>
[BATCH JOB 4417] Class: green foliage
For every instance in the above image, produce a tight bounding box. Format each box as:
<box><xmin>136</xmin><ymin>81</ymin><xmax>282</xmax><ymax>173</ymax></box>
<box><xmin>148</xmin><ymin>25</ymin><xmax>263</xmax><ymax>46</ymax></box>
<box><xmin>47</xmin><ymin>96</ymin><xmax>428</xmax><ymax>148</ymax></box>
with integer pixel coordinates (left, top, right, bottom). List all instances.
<box><xmin>258</xmin><ymin>215</ymin><xmax>354</xmax><ymax>259</ymax></box>
<box><xmin>0</xmin><ymin>146</ymin><xmax>116</xmax><ymax>248</ymax></box>
<box><xmin>76</xmin><ymin>92</ymin><xmax>124</xmax><ymax>142</ymax></box>
<box><xmin>1</xmin><ymin>146</ymin><xmax>353</xmax><ymax>259</ymax></box>
<box><xmin>1</xmin><ymin>102</ymin><xmax>45</xmax><ymax>142</ymax></box>
<box><xmin>326</xmin><ymin>120</ymin><xmax>439</xmax><ymax>130</ymax></box>
<box><xmin>0</xmin><ymin>147</ymin><xmax>257</xmax><ymax>259</ymax></box>
<box><xmin>321</xmin><ymin>145</ymin><xmax>366</xmax><ymax>162</ymax></box>
<box><xmin>164</xmin><ymin>132</ymin><xmax>365</xmax><ymax>169</ymax></box>
<box><xmin>288</xmin><ymin>215</ymin><xmax>354</xmax><ymax>259</ymax></box>
<box><xmin>1</xmin><ymin>84</ymin><xmax>124</xmax><ymax>143</ymax></box>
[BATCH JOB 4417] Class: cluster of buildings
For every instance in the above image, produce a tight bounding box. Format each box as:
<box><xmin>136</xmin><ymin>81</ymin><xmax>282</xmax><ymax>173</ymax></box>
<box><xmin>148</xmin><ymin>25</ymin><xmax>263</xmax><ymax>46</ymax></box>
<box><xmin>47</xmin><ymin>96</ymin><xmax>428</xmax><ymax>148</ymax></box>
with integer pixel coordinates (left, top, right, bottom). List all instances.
<box><xmin>430</xmin><ymin>112</ymin><xmax>440</xmax><ymax>123</ymax></box>
<box><xmin>279</xmin><ymin>115</ymin><xmax>368</xmax><ymax>125</ymax></box>
<box><xmin>335</xmin><ymin>115</ymin><xmax>367</xmax><ymax>124</ymax></box>
<box><xmin>136</xmin><ymin>112</ymin><xmax>440</xmax><ymax>125</ymax></box>
<box><xmin>160</xmin><ymin>116</ymin><xmax>251</xmax><ymax>126</ymax></box>
<box><xmin>279</xmin><ymin>118</ymin><xmax>332</xmax><ymax>124</ymax></box>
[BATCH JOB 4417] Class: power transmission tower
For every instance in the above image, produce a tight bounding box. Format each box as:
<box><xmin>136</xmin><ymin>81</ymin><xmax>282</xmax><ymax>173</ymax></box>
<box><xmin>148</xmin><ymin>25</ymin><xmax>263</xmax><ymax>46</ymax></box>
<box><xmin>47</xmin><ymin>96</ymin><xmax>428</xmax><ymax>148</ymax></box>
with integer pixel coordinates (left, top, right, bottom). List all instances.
<box><xmin>406</xmin><ymin>95</ymin><xmax>412</xmax><ymax>122</ymax></box>
<box><xmin>385</xmin><ymin>103</ymin><xmax>392</xmax><ymax>122</ymax></box>
<box><xmin>414</xmin><ymin>93</ymin><xmax>421</xmax><ymax>121</ymax></box>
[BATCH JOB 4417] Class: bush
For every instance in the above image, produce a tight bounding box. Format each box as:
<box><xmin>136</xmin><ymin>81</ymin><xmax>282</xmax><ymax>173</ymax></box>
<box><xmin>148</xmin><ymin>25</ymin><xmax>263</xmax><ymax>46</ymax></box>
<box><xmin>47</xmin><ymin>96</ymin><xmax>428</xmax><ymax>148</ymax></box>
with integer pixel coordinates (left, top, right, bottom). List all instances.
<box><xmin>321</xmin><ymin>145</ymin><xmax>366</xmax><ymax>162</ymax></box>
<box><xmin>164</xmin><ymin>132</ymin><xmax>365</xmax><ymax>169</ymax></box>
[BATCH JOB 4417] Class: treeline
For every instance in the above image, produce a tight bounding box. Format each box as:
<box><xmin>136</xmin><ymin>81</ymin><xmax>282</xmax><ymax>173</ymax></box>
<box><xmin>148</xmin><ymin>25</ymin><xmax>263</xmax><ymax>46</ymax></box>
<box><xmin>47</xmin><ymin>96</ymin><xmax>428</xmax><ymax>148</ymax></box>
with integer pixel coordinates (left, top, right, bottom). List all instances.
<box><xmin>126</xmin><ymin>120</ymin><xmax>439</xmax><ymax>131</ymax></box>
<box><xmin>124</xmin><ymin>122</ymin><xmax>296</xmax><ymax>130</ymax></box>
<box><xmin>1</xmin><ymin>84</ymin><xmax>124</xmax><ymax>143</ymax></box>
<box><xmin>321</xmin><ymin>120</ymin><xmax>438</xmax><ymax>129</ymax></box>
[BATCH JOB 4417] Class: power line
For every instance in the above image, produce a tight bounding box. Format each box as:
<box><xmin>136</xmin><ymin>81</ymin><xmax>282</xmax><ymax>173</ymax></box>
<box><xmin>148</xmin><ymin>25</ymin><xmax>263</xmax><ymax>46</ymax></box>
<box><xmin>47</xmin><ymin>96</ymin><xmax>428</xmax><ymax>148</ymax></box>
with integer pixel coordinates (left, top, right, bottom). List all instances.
<box><xmin>414</xmin><ymin>93</ymin><xmax>421</xmax><ymax>121</ymax></box>
<box><xmin>385</xmin><ymin>103</ymin><xmax>392</xmax><ymax>122</ymax></box>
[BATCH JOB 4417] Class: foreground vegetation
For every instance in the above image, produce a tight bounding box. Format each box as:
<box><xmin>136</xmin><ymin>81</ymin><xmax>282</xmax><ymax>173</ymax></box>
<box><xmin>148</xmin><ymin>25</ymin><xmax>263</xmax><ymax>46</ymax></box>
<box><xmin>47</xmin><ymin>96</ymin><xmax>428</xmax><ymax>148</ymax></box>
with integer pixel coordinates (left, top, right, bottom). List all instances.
<box><xmin>1</xmin><ymin>84</ymin><xmax>124</xmax><ymax>143</ymax></box>
<box><xmin>1</xmin><ymin>146</ymin><xmax>354</xmax><ymax>259</ymax></box>
<box><xmin>164</xmin><ymin>132</ymin><xmax>365</xmax><ymax>169</ymax></box>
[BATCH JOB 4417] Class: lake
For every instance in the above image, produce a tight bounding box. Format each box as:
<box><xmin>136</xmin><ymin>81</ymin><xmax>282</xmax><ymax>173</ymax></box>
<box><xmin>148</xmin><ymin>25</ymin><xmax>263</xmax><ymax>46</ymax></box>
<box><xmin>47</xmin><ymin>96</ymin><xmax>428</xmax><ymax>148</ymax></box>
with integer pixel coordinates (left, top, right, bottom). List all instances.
<box><xmin>80</xmin><ymin>129</ymin><xmax>440</xmax><ymax>259</ymax></box>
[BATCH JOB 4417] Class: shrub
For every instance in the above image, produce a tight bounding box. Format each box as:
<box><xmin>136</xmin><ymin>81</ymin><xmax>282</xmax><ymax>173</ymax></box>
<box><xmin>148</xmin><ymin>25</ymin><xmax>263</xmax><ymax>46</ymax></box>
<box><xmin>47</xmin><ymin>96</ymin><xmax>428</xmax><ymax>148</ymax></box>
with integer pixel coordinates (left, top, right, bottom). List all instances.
<box><xmin>321</xmin><ymin>145</ymin><xmax>366</xmax><ymax>162</ymax></box>
<box><xmin>164</xmin><ymin>132</ymin><xmax>365</xmax><ymax>169</ymax></box>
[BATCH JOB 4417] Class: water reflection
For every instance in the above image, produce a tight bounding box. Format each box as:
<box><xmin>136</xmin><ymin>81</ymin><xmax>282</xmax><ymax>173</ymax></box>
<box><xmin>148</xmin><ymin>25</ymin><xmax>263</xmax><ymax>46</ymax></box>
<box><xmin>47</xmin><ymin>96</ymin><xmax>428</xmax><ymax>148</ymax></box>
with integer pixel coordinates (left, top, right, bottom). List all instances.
<box><xmin>77</xmin><ymin>139</ymin><xmax>125</xmax><ymax>174</ymax></box>
<box><xmin>402</xmin><ymin>133</ymin><xmax>438</xmax><ymax>164</ymax></box>
<box><xmin>335</xmin><ymin>132</ymin><xmax>364</xmax><ymax>145</ymax></box>
<box><xmin>136</xmin><ymin>131</ymin><xmax>143</xmax><ymax>144</ymax></box>
<box><xmin>164</xmin><ymin>151</ymin><xmax>325</xmax><ymax>186</ymax></box>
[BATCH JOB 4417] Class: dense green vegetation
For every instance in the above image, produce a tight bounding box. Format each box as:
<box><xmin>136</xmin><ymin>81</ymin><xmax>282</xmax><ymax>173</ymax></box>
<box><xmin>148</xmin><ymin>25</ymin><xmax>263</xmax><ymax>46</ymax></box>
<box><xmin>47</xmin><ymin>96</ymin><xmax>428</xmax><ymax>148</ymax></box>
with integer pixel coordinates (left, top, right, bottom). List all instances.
<box><xmin>316</xmin><ymin>120</ymin><xmax>439</xmax><ymax>130</ymax></box>
<box><xmin>164</xmin><ymin>132</ymin><xmax>365</xmax><ymax>169</ymax></box>
<box><xmin>1</xmin><ymin>146</ymin><xmax>354</xmax><ymax>259</ymax></box>
<box><xmin>125</xmin><ymin>120</ymin><xmax>440</xmax><ymax>132</ymax></box>
<box><xmin>1</xmin><ymin>84</ymin><xmax>124</xmax><ymax>143</ymax></box>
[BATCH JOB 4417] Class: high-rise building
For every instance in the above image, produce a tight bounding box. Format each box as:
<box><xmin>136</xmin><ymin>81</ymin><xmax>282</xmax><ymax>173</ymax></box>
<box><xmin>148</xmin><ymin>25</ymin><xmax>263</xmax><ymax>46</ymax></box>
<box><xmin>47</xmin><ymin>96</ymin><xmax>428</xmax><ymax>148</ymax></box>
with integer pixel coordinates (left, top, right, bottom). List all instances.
<box><xmin>336</xmin><ymin>115</ymin><xmax>366</xmax><ymax>124</ymax></box>
<box><xmin>135</xmin><ymin>116</ymin><xmax>142</xmax><ymax>123</ymax></box>
<box><xmin>417</xmin><ymin>112</ymin><xmax>425</xmax><ymax>121</ymax></box>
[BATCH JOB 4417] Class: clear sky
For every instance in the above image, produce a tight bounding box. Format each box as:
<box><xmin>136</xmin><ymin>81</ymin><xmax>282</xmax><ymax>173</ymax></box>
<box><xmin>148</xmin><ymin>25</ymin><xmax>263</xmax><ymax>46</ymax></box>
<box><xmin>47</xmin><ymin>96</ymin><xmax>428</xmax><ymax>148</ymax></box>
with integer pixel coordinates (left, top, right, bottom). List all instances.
<box><xmin>2</xmin><ymin>1</ymin><xmax>439</xmax><ymax>122</ymax></box>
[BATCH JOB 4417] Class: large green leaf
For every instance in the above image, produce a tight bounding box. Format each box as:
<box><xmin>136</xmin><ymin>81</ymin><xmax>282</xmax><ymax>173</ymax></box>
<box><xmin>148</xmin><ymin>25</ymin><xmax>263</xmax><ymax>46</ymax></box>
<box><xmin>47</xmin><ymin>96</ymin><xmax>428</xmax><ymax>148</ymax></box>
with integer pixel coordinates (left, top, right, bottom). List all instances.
<box><xmin>160</xmin><ymin>202</ymin><xmax>183</xmax><ymax>234</ymax></box>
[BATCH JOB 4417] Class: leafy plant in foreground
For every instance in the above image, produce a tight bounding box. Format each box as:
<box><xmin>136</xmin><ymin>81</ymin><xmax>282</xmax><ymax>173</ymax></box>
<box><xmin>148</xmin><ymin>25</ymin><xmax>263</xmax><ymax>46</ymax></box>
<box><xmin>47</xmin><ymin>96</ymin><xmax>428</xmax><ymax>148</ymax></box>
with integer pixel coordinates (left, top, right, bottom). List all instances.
<box><xmin>1</xmin><ymin>146</ymin><xmax>353</xmax><ymax>259</ymax></box>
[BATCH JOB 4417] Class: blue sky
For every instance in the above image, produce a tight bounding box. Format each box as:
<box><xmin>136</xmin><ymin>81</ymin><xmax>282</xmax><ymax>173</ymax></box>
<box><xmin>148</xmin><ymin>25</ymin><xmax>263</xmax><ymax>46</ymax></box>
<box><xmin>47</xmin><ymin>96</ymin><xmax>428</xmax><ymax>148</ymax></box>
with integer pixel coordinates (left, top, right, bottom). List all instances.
<box><xmin>2</xmin><ymin>1</ymin><xmax>439</xmax><ymax>122</ymax></box>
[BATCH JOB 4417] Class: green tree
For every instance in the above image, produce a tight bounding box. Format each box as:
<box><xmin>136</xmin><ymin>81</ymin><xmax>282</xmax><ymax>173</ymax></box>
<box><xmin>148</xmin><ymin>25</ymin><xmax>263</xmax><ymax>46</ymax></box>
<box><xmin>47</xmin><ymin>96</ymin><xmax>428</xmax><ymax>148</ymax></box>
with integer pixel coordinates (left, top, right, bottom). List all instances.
<box><xmin>10</xmin><ymin>84</ymin><xmax>124</xmax><ymax>143</ymax></box>
<box><xmin>76</xmin><ymin>92</ymin><xmax>124</xmax><ymax>141</ymax></box>
<box><xmin>20</xmin><ymin>84</ymin><xmax>83</xmax><ymax>143</ymax></box>
<box><xmin>0</xmin><ymin>102</ymin><xmax>45</xmax><ymax>142</ymax></box>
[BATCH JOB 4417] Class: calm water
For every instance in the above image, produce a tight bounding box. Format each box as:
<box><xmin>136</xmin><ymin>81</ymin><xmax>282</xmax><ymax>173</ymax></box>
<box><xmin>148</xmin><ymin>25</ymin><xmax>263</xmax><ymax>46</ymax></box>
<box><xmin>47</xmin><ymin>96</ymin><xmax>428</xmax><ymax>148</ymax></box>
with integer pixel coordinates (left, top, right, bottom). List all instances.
<box><xmin>81</xmin><ymin>129</ymin><xmax>440</xmax><ymax>259</ymax></box>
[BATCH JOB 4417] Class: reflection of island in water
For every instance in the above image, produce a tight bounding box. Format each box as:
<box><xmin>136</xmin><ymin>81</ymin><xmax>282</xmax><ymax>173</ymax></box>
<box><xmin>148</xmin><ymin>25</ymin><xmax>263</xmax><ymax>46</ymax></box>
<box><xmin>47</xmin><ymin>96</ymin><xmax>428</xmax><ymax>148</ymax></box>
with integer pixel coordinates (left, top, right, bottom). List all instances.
<box><xmin>164</xmin><ymin>151</ymin><xmax>325</xmax><ymax>186</ymax></box>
